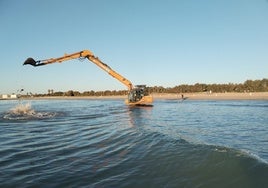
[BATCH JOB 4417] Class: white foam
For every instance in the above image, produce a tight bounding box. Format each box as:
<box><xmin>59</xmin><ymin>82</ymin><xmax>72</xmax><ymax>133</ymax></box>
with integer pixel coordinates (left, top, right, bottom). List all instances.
<box><xmin>4</xmin><ymin>102</ymin><xmax>57</xmax><ymax>120</ymax></box>
<box><xmin>10</xmin><ymin>102</ymin><xmax>35</xmax><ymax>116</ymax></box>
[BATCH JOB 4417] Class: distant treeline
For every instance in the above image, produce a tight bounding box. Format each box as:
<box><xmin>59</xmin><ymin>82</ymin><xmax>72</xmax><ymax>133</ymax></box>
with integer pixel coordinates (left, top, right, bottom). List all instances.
<box><xmin>153</xmin><ymin>78</ymin><xmax>268</xmax><ymax>94</ymax></box>
<box><xmin>30</xmin><ymin>78</ymin><xmax>268</xmax><ymax>97</ymax></box>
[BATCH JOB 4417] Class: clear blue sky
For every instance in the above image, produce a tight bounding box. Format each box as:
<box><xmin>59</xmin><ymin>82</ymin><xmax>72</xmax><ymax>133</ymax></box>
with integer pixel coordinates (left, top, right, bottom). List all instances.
<box><xmin>1</xmin><ymin>0</ymin><xmax>268</xmax><ymax>94</ymax></box>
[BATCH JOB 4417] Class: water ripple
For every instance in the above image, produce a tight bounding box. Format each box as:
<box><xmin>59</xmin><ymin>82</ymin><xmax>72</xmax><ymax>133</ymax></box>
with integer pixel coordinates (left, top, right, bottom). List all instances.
<box><xmin>0</xmin><ymin>99</ymin><xmax>268</xmax><ymax>187</ymax></box>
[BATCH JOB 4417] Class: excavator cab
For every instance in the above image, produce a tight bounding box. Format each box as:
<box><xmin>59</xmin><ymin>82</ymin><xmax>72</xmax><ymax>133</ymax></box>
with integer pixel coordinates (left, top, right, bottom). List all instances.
<box><xmin>126</xmin><ymin>85</ymin><xmax>153</xmax><ymax>106</ymax></box>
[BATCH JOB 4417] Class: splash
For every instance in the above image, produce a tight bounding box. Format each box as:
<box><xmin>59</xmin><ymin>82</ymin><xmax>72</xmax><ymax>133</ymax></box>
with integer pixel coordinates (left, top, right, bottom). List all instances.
<box><xmin>10</xmin><ymin>102</ymin><xmax>36</xmax><ymax>116</ymax></box>
<box><xmin>4</xmin><ymin>102</ymin><xmax>57</xmax><ymax>120</ymax></box>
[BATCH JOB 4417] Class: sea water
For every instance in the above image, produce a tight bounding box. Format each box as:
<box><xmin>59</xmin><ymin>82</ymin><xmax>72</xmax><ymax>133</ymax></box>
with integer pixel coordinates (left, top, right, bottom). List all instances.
<box><xmin>0</xmin><ymin>99</ymin><xmax>267</xmax><ymax>187</ymax></box>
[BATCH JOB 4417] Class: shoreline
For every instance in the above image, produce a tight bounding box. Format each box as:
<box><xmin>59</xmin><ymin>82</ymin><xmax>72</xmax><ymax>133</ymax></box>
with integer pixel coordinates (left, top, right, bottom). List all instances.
<box><xmin>152</xmin><ymin>92</ymin><xmax>268</xmax><ymax>100</ymax></box>
<box><xmin>2</xmin><ymin>92</ymin><xmax>267</xmax><ymax>101</ymax></box>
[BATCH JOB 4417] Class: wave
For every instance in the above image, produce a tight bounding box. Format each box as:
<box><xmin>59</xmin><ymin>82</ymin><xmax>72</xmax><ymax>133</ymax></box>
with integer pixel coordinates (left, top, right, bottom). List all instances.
<box><xmin>3</xmin><ymin>102</ymin><xmax>58</xmax><ymax>120</ymax></box>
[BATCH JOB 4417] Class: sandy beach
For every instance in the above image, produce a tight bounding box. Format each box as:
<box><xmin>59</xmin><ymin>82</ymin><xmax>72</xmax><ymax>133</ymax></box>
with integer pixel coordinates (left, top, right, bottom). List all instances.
<box><xmin>152</xmin><ymin>92</ymin><xmax>268</xmax><ymax>100</ymax></box>
<box><xmin>13</xmin><ymin>92</ymin><xmax>268</xmax><ymax>101</ymax></box>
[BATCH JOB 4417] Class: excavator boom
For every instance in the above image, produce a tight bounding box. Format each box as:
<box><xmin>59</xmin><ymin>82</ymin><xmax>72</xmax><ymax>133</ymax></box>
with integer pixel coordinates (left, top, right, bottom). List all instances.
<box><xmin>23</xmin><ymin>50</ymin><xmax>153</xmax><ymax>106</ymax></box>
<box><xmin>24</xmin><ymin>50</ymin><xmax>133</xmax><ymax>90</ymax></box>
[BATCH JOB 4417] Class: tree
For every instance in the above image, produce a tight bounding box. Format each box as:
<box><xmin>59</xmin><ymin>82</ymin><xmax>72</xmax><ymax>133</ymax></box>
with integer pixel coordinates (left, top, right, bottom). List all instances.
<box><xmin>66</xmin><ymin>90</ymin><xmax>74</xmax><ymax>96</ymax></box>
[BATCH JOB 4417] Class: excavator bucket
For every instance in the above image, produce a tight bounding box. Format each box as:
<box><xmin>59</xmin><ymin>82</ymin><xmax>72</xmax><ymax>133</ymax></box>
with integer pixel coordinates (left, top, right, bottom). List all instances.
<box><xmin>23</xmin><ymin>58</ymin><xmax>38</xmax><ymax>66</ymax></box>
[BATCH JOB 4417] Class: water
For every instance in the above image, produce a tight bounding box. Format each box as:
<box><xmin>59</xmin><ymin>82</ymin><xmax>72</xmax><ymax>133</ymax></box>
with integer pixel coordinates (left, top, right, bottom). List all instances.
<box><xmin>0</xmin><ymin>99</ymin><xmax>267</xmax><ymax>188</ymax></box>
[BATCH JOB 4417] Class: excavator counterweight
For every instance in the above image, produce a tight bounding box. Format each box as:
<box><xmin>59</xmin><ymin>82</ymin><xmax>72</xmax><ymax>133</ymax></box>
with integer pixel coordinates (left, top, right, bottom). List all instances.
<box><xmin>23</xmin><ymin>50</ymin><xmax>153</xmax><ymax>106</ymax></box>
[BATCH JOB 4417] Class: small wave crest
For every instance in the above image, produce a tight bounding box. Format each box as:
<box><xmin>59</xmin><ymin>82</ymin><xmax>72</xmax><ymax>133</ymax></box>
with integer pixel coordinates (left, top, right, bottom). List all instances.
<box><xmin>3</xmin><ymin>102</ymin><xmax>57</xmax><ymax>120</ymax></box>
<box><xmin>213</xmin><ymin>145</ymin><xmax>268</xmax><ymax>165</ymax></box>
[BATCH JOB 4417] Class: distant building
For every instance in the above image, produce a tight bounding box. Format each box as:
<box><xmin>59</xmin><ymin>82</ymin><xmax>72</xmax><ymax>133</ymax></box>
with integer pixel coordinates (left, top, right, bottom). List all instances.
<box><xmin>0</xmin><ymin>94</ymin><xmax>18</xmax><ymax>99</ymax></box>
<box><xmin>10</xmin><ymin>94</ymin><xmax>18</xmax><ymax>98</ymax></box>
<box><xmin>1</xmin><ymin>94</ymin><xmax>9</xmax><ymax>99</ymax></box>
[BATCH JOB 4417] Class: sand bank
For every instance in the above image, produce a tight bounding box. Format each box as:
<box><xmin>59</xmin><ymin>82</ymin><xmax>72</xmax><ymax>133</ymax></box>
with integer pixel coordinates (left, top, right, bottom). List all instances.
<box><xmin>152</xmin><ymin>92</ymin><xmax>268</xmax><ymax>100</ymax></box>
<box><xmin>15</xmin><ymin>92</ymin><xmax>268</xmax><ymax>101</ymax></box>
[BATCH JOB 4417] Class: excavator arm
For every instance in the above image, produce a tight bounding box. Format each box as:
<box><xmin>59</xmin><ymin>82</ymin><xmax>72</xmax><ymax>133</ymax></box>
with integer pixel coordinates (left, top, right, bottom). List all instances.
<box><xmin>23</xmin><ymin>50</ymin><xmax>133</xmax><ymax>90</ymax></box>
<box><xmin>23</xmin><ymin>49</ymin><xmax>153</xmax><ymax>106</ymax></box>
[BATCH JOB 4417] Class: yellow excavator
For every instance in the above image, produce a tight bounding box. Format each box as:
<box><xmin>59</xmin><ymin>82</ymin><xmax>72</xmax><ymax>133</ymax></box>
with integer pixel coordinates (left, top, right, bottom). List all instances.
<box><xmin>23</xmin><ymin>50</ymin><xmax>153</xmax><ymax>106</ymax></box>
